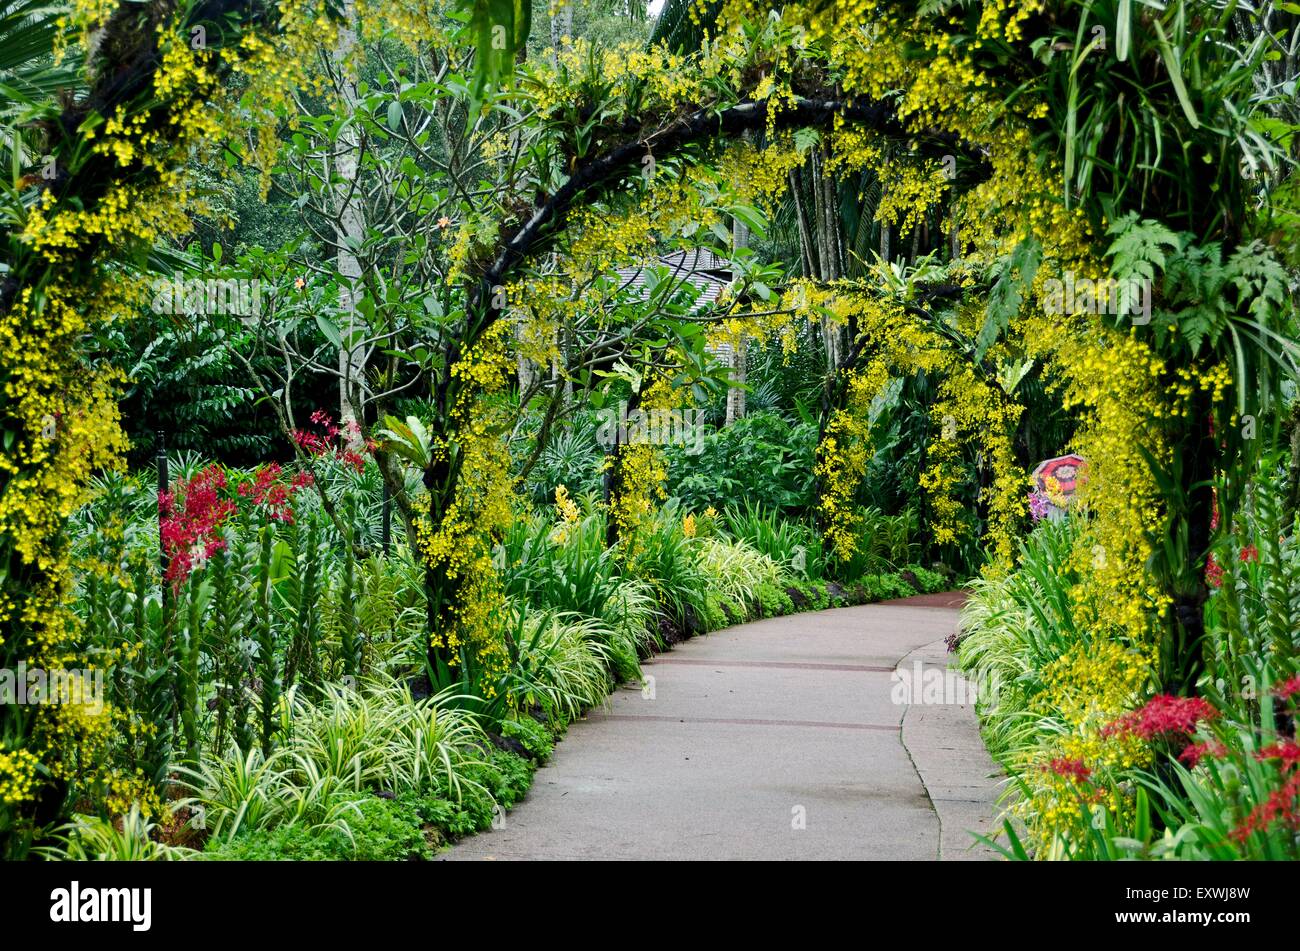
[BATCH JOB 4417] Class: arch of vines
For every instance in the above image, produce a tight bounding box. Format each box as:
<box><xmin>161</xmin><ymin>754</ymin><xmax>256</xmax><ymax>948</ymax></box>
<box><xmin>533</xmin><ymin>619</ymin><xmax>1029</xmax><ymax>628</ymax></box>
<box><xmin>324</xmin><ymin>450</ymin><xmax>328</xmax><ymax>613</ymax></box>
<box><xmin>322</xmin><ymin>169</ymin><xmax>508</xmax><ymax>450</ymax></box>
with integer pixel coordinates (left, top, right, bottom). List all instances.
<box><xmin>1</xmin><ymin>0</ymin><xmax>1283</xmax><ymax>844</ymax></box>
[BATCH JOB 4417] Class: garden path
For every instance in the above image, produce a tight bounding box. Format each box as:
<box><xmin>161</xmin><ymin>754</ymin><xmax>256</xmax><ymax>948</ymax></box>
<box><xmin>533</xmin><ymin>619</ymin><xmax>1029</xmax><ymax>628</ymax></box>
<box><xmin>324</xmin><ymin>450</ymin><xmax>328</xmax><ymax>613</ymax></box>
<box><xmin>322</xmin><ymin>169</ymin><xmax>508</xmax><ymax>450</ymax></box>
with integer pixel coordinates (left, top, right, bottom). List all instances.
<box><xmin>442</xmin><ymin>594</ymin><xmax>1004</xmax><ymax>860</ymax></box>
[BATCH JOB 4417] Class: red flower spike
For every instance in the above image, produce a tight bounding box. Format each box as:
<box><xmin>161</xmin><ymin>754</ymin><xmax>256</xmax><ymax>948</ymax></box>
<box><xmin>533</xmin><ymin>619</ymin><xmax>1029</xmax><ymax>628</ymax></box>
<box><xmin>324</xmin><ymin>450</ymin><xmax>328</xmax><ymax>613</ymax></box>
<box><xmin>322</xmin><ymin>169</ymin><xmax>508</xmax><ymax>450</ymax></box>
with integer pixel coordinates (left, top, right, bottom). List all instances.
<box><xmin>1230</xmin><ymin>773</ymin><xmax>1300</xmax><ymax>844</ymax></box>
<box><xmin>160</xmin><ymin>465</ymin><xmax>236</xmax><ymax>585</ymax></box>
<box><xmin>1178</xmin><ymin>740</ymin><xmax>1227</xmax><ymax>768</ymax></box>
<box><xmin>1042</xmin><ymin>757</ymin><xmax>1091</xmax><ymax>782</ymax></box>
<box><xmin>1272</xmin><ymin>676</ymin><xmax>1300</xmax><ymax>701</ymax></box>
<box><xmin>1102</xmin><ymin>694</ymin><xmax>1220</xmax><ymax>741</ymax></box>
<box><xmin>1255</xmin><ymin>741</ymin><xmax>1300</xmax><ymax>772</ymax></box>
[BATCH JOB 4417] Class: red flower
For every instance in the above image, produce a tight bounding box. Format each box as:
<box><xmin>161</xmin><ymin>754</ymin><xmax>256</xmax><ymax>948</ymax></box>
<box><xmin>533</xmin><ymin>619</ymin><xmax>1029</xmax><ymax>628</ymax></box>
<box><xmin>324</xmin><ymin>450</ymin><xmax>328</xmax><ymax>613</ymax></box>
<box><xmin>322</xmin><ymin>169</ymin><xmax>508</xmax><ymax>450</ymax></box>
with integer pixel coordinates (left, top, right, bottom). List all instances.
<box><xmin>1178</xmin><ymin>740</ymin><xmax>1227</xmax><ymax>768</ymax></box>
<box><xmin>237</xmin><ymin>462</ymin><xmax>310</xmax><ymax>523</ymax></box>
<box><xmin>1239</xmin><ymin>544</ymin><xmax>1259</xmax><ymax>563</ymax></box>
<box><xmin>1230</xmin><ymin>772</ymin><xmax>1300</xmax><ymax>844</ymax></box>
<box><xmin>1205</xmin><ymin>552</ymin><xmax>1224</xmax><ymax>588</ymax></box>
<box><xmin>1255</xmin><ymin>741</ymin><xmax>1300</xmax><ymax>772</ymax></box>
<box><xmin>1102</xmin><ymin>694</ymin><xmax>1219</xmax><ymax>741</ymax></box>
<box><xmin>160</xmin><ymin>465</ymin><xmax>236</xmax><ymax>585</ymax></box>
<box><xmin>1042</xmin><ymin>757</ymin><xmax>1091</xmax><ymax>782</ymax></box>
<box><xmin>292</xmin><ymin>428</ymin><xmax>329</xmax><ymax>454</ymax></box>
<box><xmin>294</xmin><ymin>409</ymin><xmax>370</xmax><ymax>472</ymax></box>
<box><xmin>1272</xmin><ymin>676</ymin><xmax>1300</xmax><ymax>701</ymax></box>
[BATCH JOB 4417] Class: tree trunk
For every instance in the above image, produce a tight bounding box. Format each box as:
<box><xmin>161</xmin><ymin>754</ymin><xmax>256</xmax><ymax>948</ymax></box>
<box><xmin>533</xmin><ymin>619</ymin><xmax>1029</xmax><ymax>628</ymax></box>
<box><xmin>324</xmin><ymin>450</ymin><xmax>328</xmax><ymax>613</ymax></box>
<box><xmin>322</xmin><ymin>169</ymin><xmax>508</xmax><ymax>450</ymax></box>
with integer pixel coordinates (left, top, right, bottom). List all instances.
<box><xmin>789</xmin><ymin>168</ymin><xmax>817</xmax><ymax>278</ymax></box>
<box><xmin>726</xmin><ymin>337</ymin><xmax>747</xmax><ymax>425</ymax></box>
<box><xmin>603</xmin><ymin>387</ymin><xmax>644</xmax><ymax>548</ymax></box>
<box><xmin>333</xmin><ymin>2</ymin><xmax>366</xmax><ymax>427</ymax></box>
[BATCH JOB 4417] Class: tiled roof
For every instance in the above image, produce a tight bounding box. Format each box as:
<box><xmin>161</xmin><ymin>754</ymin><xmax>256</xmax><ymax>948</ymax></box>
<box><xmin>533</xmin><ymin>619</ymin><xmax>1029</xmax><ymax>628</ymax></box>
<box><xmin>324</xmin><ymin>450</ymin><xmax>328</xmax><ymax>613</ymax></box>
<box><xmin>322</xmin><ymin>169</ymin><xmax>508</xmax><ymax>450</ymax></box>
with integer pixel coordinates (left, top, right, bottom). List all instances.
<box><xmin>611</xmin><ymin>249</ymin><xmax>732</xmax><ymax>310</ymax></box>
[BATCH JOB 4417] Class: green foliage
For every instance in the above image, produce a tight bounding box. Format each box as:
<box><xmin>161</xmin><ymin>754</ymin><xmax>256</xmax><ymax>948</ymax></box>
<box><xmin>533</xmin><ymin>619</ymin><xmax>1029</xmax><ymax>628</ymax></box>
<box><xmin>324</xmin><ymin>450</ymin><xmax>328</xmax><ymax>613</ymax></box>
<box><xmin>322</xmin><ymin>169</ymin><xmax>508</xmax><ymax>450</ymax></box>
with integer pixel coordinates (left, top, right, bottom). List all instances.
<box><xmin>500</xmin><ymin>716</ymin><xmax>555</xmax><ymax>762</ymax></box>
<box><xmin>466</xmin><ymin>749</ymin><xmax>535</xmax><ymax>810</ymax></box>
<box><xmin>752</xmin><ymin>581</ymin><xmax>795</xmax><ymax>618</ymax></box>
<box><xmin>825</xmin><ymin>507</ymin><xmax>921</xmax><ymax>581</ymax></box>
<box><xmin>955</xmin><ymin>517</ymin><xmax>1085</xmax><ymax>763</ymax></box>
<box><xmin>664</xmin><ymin>411</ymin><xmax>817</xmax><ymax>514</ymax></box>
<box><xmin>853</xmin><ymin>573</ymin><xmax>917</xmax><ymax>603</ymax></box>
<box><xmin>1205</xmin><ymin>460</ymin><xmax>1300</xmax><ymax>688</ymax></box>
<box><xmin>978</xmin><ymin>237</ymin><xmax>1041</xmax><ymax>357</ymax></box>
<box><xmin>721</xmin><ymin>499</ymin><xmax>823</xmax><ymax>578</ymax></box>
<box><xmin>501</xmin><ymin>504</ymin><xmax>654</xmax><ymax>680</ymax></box>
<box><xmin>105</xmin><ymin>308</ymin><xmax>280</xmax><ymax>466</ymax></box>
<box><xmin>495</xmin><ymin>607</ymin><xmax>616</xmax><ymax>723</ymax></box>
<box><xmin>694</xmin><ymin>537</ymin><xmax>783</xmax><ymax>613</ymax></box>
<box><xmin>623</xmin><ymin>502</ymin><xmax>711</xmax><ymax>633</ymax></box>
<box><xmin>205</xmin><ymin>794</ymin><xmax>431</xmax><ymax>861</ymax></box>
<box><xmin>787</xmin><ymin>579</ymin><xmax>830</xmax><ymax>611</ymax></box>
<box><xmin>904</xmin><ymin>564</ymin><xmax>946</xmax><ymax>594</ymax></box>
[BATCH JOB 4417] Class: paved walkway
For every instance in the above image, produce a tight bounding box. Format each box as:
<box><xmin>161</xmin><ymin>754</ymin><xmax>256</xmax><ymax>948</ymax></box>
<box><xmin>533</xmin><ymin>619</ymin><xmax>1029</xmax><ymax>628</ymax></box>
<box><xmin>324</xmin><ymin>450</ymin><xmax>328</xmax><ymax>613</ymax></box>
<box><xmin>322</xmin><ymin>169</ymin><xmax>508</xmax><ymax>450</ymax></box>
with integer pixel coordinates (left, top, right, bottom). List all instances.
<box><xmin>443</xmin><ymin>595</ymin><xmax>1003</xmax><ymax>860</ymax></box>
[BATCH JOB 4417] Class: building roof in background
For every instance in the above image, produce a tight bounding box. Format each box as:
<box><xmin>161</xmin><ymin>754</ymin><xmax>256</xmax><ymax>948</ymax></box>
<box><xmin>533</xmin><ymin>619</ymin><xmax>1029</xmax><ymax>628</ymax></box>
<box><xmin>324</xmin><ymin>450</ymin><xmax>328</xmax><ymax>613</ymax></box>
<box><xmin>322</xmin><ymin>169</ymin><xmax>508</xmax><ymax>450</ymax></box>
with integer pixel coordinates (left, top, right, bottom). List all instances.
<box><xmin>611</xmin><ymin>249</ymin><xmax>733</xmax><ymax>309</ymax></box>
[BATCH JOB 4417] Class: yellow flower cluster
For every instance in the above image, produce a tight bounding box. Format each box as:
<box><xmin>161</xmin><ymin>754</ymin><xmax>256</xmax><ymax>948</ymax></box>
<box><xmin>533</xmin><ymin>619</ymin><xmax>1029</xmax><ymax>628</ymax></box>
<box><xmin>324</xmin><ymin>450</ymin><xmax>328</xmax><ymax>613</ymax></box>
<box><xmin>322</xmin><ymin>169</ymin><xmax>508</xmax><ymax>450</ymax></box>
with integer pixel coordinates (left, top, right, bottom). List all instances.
<box><xmin>609</xmin><ymin>378</ymin><xmax>674</xmax><ymax>550</ymax></box>
<box><xmin>1014</xmin><ymin>639</ymin><xmax>1153</xmax><ymax>850</ymax></box>
<box><xmin>416</xmin><ymin>324</ymin><xmax>516</xmax><ymax>682</ymax></box>
<box><xmin>795</xmin><ymin>283</ymin><xmax>1025</xmax><ymax>566</ymax></box>
<box><xmin>0</xmin><ymin>750</ymin><xmax>39</xmax><ymax>806</ymax></box>
<box><xmin>549</xmin><ymin>485</ymin><xmax>582</xmax><ymax>544</ymax></box>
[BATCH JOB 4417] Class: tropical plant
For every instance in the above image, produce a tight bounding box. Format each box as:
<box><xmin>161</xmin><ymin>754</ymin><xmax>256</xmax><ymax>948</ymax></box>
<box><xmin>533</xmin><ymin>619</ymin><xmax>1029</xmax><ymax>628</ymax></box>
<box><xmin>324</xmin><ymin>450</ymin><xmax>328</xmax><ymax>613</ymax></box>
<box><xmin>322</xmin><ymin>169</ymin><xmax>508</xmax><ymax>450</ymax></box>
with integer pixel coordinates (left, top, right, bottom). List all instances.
<box><xmin>36</xmin><ymin>806</ymin><xmax>196</xmax><ymax>862</ymax></box>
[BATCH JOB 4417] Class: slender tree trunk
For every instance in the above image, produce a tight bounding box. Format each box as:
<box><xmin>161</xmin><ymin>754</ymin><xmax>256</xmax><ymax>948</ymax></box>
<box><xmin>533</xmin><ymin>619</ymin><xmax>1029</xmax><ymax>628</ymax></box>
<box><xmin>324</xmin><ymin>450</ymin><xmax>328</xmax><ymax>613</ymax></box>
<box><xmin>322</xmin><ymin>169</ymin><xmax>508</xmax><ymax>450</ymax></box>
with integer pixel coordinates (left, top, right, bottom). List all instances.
<box><xmin>820</xmin><ymin>150</ymin><xmax>843</xmax><ymax>279</ymax></box>
<box><xmin>332</xmin><ymin>2</ymin><xmax>366</xmax><ymax>427</ymax></box>
<box><xmin>789</xmin><ymin>168</ymin><xmax>817</xmax><ymax>278</ymax></box>
<box><xmin>603</xmin><ymin>387</ymin><xmax>644</xmax><ymax>548</ymax></box>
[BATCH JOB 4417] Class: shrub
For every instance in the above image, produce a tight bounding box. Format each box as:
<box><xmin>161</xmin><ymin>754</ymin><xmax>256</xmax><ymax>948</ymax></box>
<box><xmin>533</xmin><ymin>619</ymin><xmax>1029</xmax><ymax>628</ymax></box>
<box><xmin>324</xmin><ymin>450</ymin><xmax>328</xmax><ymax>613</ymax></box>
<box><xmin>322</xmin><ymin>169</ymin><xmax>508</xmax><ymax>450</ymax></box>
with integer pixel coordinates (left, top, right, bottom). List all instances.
<box><xmin>500</xmin><ymin>716</ymin><xmax>554</xmax><ymax>763</ymax></box>
<box><xmin>38</xmin><ymin>806</ymin><xmax>197</xmax><ymax>861</ymax></box>
<box><xmin>498</xmin><ymin>608</ymin><xmax>616</xmax><ymax>723</ymax></box>
<box><xmin>695</xmin><ymin>537</ymin><xmax>783</xmax><ymax>613</ymax></box>
<box><xmin>720</xmin><ymin>499</ymin><xmax>823</xmax><ymax>578</ymax></box>
<box><xmin>623</xmin><ymin>502</ymin><xmax>710</xmax><ymax>632</ymax></box>
<box><xmin>856</xmin><ymin>573</ymin><xmax>917</xmax><ymax>602</ymax></box>
<box><xmin>753</xmin><ymin>581</ymin><xmax>795</xmax><ymax>618</ymax></box>
<box><xmin>205</xmin><ymin>794</ymin><xmax>431</xmax><ymax>861</ymax></box>
<box><xmin>663</xmin><ymin>411</ymin><xmax>817</xmax><ymax>514</ymax></box>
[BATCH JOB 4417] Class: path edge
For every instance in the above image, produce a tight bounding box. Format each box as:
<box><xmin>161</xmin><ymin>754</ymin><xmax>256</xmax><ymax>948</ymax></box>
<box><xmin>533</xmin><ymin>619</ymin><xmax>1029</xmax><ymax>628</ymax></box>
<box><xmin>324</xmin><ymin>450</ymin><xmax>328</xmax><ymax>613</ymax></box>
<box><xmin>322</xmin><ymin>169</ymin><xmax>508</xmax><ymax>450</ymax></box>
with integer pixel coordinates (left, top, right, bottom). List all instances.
<box><xmin>897</xmin><ymin>637</ymin><xmax>1005</xmax><ymax>861</ymax></box>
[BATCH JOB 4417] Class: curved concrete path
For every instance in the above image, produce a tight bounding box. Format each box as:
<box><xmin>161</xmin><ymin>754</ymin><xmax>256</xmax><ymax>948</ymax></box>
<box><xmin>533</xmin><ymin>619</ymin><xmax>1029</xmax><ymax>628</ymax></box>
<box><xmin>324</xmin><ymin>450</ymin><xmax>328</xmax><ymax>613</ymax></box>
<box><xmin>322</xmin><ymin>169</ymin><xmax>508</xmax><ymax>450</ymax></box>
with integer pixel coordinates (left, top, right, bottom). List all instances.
<box><xmin>444</xmin><ymin>594</ymin><xmax>1003</xmax><ymax>860</ymax></box>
